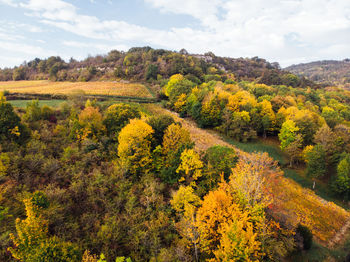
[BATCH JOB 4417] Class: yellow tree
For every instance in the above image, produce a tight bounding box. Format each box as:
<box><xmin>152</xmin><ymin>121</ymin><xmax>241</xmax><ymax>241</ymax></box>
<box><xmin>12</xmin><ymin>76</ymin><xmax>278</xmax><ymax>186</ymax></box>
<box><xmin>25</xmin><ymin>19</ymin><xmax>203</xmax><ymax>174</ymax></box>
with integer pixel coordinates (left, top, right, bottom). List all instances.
<box><xmin>8</xmin><ymin>192</ymin><xmax>80</xmax><ymax>261</ymax></box>
<box><xmin>171</xmin><ymin>186</ymin><xmax>201</xmax><ymax>261</ymax></box>
<box><xmin>74</xmin><ymin>106</ymin><xmax>106</xmax><ymax>142</ymax></box>
<box><xmin>176</xmin><ymin>149</ymin><xmax>203</xmax><ymax>185</ymax></box>
<box><xmin>259</xmin><ymin>100</ymin><xmax>276</xmax><ymax>138</ymax></box>
<box><xmin>162</xmin><ymin>123</ymin><xmax>192</xmax><ymax>156</ymax></box>
<box><xmin>196</xmin><ymin>185</ymin><xmax>262</xmax><ymax>261</ymax></box>
<box><xmin>9</xmin><ymin>196</ymin><xmax>49</xmax><ymax>261</ymax></box>
<box><xmin>118</xmin><ymin>119</ymin><xmax>154</xmax><ymax>176</ymax></box>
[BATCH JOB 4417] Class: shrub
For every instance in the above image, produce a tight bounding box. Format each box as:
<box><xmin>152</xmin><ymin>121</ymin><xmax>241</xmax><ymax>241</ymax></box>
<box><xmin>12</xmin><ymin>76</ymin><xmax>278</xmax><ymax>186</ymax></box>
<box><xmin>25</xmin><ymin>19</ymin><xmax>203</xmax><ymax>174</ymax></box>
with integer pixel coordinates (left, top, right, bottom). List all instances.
<box><xmin>296</xmin><ymin>224</ymin><xmax>313</xmax><ymax>250</ymax></box>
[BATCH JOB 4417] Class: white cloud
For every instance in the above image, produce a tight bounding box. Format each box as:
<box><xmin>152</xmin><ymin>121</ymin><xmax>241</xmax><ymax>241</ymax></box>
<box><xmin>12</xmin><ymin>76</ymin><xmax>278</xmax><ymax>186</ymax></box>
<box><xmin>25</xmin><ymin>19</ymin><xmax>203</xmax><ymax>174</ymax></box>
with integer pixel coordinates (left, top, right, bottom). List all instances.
<box><xmin>1</xmin><ymin>0</ymin><xmax>350</xmax><ymax>67</ymax></box>
<box><xmin>62</xmin><ymin>40</ymin><xmax>128</xmax><ymax>52</ymax></box>
<box><xmin>0</xmin><ymin>0</ymin><xmax>18</xmax><ymax>7</ymax></box>
<box><xmin>0</xmin><ymin>40</ymin><xmax>46</xmax><ymax>55</ymax></box>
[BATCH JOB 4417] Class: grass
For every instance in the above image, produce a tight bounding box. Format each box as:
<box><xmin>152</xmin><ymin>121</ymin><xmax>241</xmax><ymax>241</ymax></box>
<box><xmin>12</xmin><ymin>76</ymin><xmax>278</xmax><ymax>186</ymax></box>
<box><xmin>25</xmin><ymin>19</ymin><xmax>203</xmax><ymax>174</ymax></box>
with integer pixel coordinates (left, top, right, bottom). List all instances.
<box><xmin>288</xmin><ymin>234</ymin><xmax>350</xmax><ymax>261</ymax></box>
<box><xmin>0</xmin><ymin>80</ymin><xmax>153</xmax><ymax>98</ymax></box>
<box><xmin>9</xmin><ymin>100</ymin><xmax>65</xmax><ymax>108</ymax></box>
<box><xmin>220</xmin><ymin>134</ymin><xmax>349</xmax><ymax>209</ymax></box>
<box><xmin>223</xmin><ymin>137</ymin><xmax>287</xmax><ymax>165</ymax></box>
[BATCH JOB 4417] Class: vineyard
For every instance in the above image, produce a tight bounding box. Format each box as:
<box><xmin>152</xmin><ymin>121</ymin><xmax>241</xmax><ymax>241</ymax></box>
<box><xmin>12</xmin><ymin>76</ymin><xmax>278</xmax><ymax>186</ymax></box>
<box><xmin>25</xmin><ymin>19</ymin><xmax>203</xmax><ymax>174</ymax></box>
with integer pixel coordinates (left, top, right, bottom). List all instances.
<box><xmin>0</xmin><ymin>80</ymin><xmax>153</xmax><ymax>98</ymax></box>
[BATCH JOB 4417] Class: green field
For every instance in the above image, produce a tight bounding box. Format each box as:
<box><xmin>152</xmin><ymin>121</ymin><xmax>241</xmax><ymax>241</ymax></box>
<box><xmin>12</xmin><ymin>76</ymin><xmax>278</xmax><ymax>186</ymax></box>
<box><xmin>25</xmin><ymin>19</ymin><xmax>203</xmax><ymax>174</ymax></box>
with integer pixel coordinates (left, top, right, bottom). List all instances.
<box><xmin>222</xmin><ymin>136</ymin><xmax>287</xmax><ymax>165</ymax></box>
<box><xmin>9</xmin><ymin>100</ymin><xmax>65</xmax><ymax>108</ymax></box>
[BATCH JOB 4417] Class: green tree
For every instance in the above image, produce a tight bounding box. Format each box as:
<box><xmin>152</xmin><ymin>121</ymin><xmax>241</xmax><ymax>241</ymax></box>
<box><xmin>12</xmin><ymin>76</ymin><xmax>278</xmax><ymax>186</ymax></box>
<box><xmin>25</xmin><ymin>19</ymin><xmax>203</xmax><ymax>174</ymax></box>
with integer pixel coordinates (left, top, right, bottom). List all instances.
<box><xmin>305</xmin><ymin>144</ymin><xmax>326</xmax><ymax>189</ymax></box>
<box><xmin>23</xmin><ymin>100</ymin><xmax>42</xmax><ymax>122</ymax></box>
<box><xmin>0</xmin><ymin>93</ymin><xmax>29</xmax><ymax>143</ymax></box>
<box><xmin>165</xmin><ymin>74</ymin><xmax>195</xmax><ymax>105</ymax></box>
<box><xmin>103</xmin><ymin>103</ymin><xmax>141</xmax><ymax>138</ymax></box>
<box><xmin>332</xmin><ymin>155</ymin><xmax>350</xmax><ymax>197</ymax></box>
<box><xmin>284</xmin><ymin>134</ymin><xmax>303</xmax><ymax>167</ymax></box>
<box><xmin>221</xmin><ymin>110</ymin><xmax>257</xmax><ymax>142</ymax></box>
<box><xmin>12</xmin><ymin>67</ymin><xmax>26</xmax><ymax>80</ymax></box>
<box><xmin>146</xmin><ymin>115</ymin><xmax>175</xmax><ymax>146</ymax></box>
<box><xmin>145</xmin><ymin>64</ymin><xmax>158</xmax><ymax>80</ymax></box>
<box><xmin>279</xmin><ymin>120</ymin><xmax>299</xmax><ymax>150</ymax></box>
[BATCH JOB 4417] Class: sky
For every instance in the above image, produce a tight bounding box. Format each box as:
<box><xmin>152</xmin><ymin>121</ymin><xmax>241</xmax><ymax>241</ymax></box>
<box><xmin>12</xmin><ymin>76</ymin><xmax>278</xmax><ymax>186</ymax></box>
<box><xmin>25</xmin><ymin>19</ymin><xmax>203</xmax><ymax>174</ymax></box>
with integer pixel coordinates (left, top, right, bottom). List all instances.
<box><xmin>0</xmin><ymin>0</ymin><xmax>350</xmax><ymax>68</ymax></box>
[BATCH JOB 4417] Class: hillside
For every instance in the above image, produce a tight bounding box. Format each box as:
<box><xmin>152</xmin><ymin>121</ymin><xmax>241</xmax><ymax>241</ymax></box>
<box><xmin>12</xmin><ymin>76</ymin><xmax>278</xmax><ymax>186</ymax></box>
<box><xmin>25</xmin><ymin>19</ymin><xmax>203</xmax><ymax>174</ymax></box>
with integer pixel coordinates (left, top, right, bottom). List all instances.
<box><xmin>286</xmin><ymin>59</ymin><xmax>350</xmax><ymax>88</ymax></box>
<box><xmin>0</xmin><ymin>47</ymin><xmax>317</xmax><ymax>88</ymax></box>
<box><xmin>1</xmin><ymin>50</ymin><xmax>350</xmax><ymax>261</ymax></box>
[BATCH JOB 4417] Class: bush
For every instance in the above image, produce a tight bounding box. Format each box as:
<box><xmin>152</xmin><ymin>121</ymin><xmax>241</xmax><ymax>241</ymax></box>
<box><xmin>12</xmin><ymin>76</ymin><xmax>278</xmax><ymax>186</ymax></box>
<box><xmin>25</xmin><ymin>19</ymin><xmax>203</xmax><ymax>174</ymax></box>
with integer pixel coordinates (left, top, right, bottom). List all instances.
<box><xmin>296</xmin><ymin>224</ymin><xmax>313</xmax><ymax>250</ymax></box>
<box><xmin>147</xmin><ymin>115</ymin><xmax>175</xmax><ymax>146</ymax></box>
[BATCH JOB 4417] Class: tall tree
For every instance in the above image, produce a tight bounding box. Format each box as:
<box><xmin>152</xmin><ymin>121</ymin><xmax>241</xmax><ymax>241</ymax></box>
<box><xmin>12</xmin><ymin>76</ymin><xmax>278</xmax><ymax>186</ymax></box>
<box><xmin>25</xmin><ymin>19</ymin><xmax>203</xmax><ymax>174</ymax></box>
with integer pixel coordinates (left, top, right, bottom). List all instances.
<box><xmin>118</xmin><ymin>119</ymin><xmax>154</xmax><ymax>177</ymax></box>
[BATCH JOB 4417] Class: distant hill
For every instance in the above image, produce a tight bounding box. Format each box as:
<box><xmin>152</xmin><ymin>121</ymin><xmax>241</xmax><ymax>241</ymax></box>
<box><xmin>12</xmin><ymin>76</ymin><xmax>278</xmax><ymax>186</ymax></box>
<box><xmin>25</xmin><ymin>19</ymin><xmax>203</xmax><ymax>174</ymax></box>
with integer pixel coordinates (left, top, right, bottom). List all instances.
<box><xmin>0</xmin><ymin>46</ymin><xmax>317</xmax><ymax>88</ymax></box>
<box><xmin>286</xmin><ymin>59</ymin><xmax>350</xmax><ymax>88</ymax></box>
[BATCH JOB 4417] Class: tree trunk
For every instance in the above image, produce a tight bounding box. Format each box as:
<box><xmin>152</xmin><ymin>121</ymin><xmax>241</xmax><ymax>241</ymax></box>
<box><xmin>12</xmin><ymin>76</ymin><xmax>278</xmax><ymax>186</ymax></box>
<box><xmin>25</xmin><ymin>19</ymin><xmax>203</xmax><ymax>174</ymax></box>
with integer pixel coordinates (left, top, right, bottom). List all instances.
<box><xmin>313</xmin><ymin>180</ymin><xmax>316</xmax><ymax>189</ymax></box>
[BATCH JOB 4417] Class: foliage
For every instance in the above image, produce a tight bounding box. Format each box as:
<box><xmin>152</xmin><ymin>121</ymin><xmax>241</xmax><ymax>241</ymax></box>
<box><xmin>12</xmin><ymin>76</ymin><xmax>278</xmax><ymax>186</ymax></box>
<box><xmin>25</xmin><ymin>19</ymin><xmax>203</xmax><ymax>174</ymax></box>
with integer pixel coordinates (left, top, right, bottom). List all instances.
<box><xmin>204</xmin><ymin>145</ymin><xmax>238</xmax><ymax>181</ymax></box>
<box><xmin>0</xmin><ymin>93</ymin><xmax>29</xmax><ymax>144</ymax></box>
<box><xmin>118</xmin><ymin>119</ymin><xmax>154</xmax><ymax>176</ymax></box>
<box><xmin>279</xmin><ymin>120</ymin><xmax>300</xmax><ymax>150</ymax></box>
<box><xmin>305</xmin><ymin>144</ymin><xmax>326</xmax><ymax>180</ymax></box>
<box><xmin>8</xmin><ymin>192</ymin><xmax>81</xmax><ymax>262</ymax></box>
<box><xmin>146</xmin><ymin>114</ymin><xmax>175</xmax><ymax>146</ymax></box>
<box><xmin>103</xmin><ymin>103</ymin><xmax>141</xmax><ymax>137</ymax></box>
<box><xmin>176</xmin><ymin>149</ymin><xmax>203</xmax><ymax>185</ymax></box>
<box><xmin>332</xmin><ymin>154</ymin><xmax>350</xmax><ymax>197</ymax></box>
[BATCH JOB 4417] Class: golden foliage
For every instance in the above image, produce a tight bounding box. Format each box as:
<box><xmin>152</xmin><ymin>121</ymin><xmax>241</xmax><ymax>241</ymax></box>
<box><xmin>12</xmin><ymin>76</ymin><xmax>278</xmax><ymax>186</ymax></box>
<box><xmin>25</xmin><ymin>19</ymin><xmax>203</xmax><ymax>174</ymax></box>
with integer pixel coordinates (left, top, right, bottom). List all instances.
<box><xmin>162</xmin><ymin>123</ymin><xmax>192</xmax><ymax>156</ymax></box>
<box><xmin>176</xmin><ymin>149</ymin><xmax>203</xmax><ymax>184</ymax></box>
<box><xmin>118</xmin><ymin>119</ymin><xmax>154</xmax><ymax>175</ymax></box>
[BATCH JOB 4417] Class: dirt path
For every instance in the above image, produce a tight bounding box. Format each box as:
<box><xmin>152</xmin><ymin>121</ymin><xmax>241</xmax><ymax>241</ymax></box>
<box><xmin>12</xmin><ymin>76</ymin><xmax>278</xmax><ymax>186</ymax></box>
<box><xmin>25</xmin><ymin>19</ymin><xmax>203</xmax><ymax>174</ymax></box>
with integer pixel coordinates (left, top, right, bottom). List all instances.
<box><xmin>328</xmin><ymin>218</ymin><xmax>350</xmax><ymax>248</ymax></box>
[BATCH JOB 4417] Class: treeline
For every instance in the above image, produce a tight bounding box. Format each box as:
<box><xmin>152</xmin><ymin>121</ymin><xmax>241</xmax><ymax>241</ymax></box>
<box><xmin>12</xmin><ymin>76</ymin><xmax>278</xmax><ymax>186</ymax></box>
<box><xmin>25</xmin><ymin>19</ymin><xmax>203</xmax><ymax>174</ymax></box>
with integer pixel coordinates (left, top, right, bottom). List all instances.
<box><xmin>163</xmin><ymin>74</ymin><xmax>350</xmax><ymax>198</ymax></box>
<box><xmin>0</xmin><ymin>47</ymin><xmax>316</xmax><ymax>88</ymax></box>
<box><xmin>286</xmin><ymin>59</ymin><xmax>350</xmax><ymax>88</ymax></box>
<box><xmin>0</xmin><ymin>93</ymin><xmax>317</xmax><ymax>261</ymax></box>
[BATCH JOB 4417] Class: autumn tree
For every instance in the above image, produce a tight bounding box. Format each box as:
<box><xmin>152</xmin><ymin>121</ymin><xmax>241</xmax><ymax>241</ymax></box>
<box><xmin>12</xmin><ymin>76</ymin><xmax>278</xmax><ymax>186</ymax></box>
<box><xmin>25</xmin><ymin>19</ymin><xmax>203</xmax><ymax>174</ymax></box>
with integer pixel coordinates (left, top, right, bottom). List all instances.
<box><xmin>196</xmin><ymin>184</ymin><xmax>263</xmax><ymax>261</ymax></box>
<box><xmin>118</xmin><ymin>119</ymin><xmax>154</xmax><ymax>177</ymax></box>
<box><xmin>71</xmin><ymin>106</ymin><xmax>106</xmax><ymax>142</ymax></box>
<box><xmin>165</xmin><ymin>74</ymin><xmax>195</xmax><ymax>105</ymax></box>
<box><xmin>171</xmin><ymin>186</ymin><xmax>201</xmax><ymax>261</ymax></box>
<box><xmin>0</xmin><ymin>93</ymin><xmax>29</xmax><ymax>144</ymax></box>
<box><xmin>9</xmin><ymin>192</ymin><xmax>80</xmax><ymax>261</ymax></box>
<box><xmin>161</xmin><ymin>123</ymin><xmax>193</xmax><ymax>183</ymax></box>
<box><xmin>103</xmin><ymin>103</ymin><xmax>141</xmax><ymax>138</ymax></box>
<box><xmin>314</xmin><ymin>124</ymin><xmax>337</xmax><ymax>165</ymax></box>
<box><xmin>199</xmin><ymin>94</ymin><xmax>222</xmax><ymax>128</ymax></box>
<box><xmin>176</xmin><ymin>149</ymin><xmax>203</xmax><ymax>185</ymax></box>
<box><xmin>0</xmin><ymin>153</ymin><xmax>10</xmax><ymax>178</ymax></box>
<box><xmin>221</xmin><ymin>110</ymin><xmax>257</xmax><ymax>142</ymax></box>
<box><xmin>259</xmin><ymin>99</ymin><xmax>276</xmax><ymax>138</ymax></box>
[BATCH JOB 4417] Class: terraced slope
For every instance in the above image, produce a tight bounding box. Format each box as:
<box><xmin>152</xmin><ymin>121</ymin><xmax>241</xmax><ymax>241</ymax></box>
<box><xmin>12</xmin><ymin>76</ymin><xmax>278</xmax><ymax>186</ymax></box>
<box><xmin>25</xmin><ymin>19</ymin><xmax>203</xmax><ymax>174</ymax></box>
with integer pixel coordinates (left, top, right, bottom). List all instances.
<box><xmin>0</xmin><ymin>80</ymin><xmax>153</xmax><ymax>98</ymax></box>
